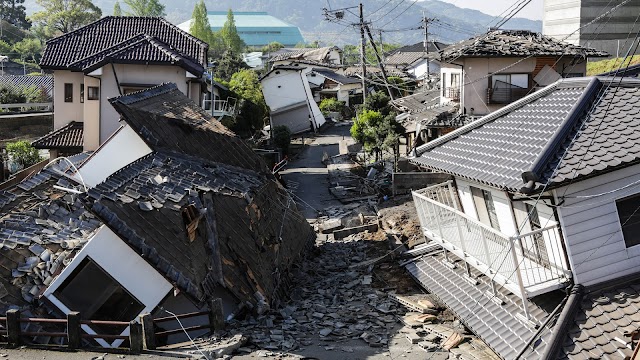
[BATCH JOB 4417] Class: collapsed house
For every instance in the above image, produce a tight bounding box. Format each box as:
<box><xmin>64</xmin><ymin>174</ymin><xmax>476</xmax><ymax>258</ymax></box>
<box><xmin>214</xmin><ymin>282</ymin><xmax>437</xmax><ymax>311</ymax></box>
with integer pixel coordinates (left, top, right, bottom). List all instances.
<box><xmin>0</xmin><ymin>83</ymin><xmax>315</xmax><ymax>347</ymax></box>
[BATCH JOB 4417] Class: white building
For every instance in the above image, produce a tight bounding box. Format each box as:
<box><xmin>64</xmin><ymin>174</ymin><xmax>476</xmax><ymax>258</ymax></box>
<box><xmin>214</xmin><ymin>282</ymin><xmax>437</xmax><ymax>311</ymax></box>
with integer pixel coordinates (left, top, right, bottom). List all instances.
<box><xmin>407</xmin><ymin>76</ymin><xmax>640</xmax><ymax>359</ymax></box>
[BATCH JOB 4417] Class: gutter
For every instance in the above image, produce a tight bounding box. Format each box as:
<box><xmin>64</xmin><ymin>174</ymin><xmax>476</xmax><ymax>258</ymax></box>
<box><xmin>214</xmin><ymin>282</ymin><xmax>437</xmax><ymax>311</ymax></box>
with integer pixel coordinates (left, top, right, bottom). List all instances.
<box><xmin>520</xmin><ymin>77</ymin><xmax>601</xmax><ymax>192</ymax></box>
<box><xmin>538</xmin><ymin>284</ymin><xmax>584</xmax><ymax>360</ymax></box>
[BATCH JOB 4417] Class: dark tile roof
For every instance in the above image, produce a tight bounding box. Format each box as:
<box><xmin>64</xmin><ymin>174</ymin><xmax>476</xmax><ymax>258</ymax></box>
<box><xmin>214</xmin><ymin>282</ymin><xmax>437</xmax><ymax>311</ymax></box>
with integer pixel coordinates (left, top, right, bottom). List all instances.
<box><xmin>412</xmin><ymin>77</ymin><xmax>640</xmax><ymax>192</ymax></box>
<box><xmin>435</xmin><ymin>30</ymin><xmax>608</xmax><ymax>63</ymax></box>
<box><xmin>109</xmin><ymin>83</ymin><xmax>269</xmax><ymax>174</ymax></box>
<box><xmin>0</xmin><ymin>75</ymin><xmax>53</xmax><ymax>98</ymax></box>
<box><xmin>32</xmin><ymin>121</ymin><xmax>83</xmax><ymax>149</ymax></box>
<box><xmin>343</xmin><ymin>65</ymin><xmax>408</xmax><ymax>78</ymax></box>
<box><xmin>0</xmin><ymin>164</ymin><xmax>102</xmax><ymax>311</ymax></box>
<box><xmin>87</xmin><ymin>150</ymin><xmax>314</xmax><ymax>307</ymax></box>
<box><xmin>312</xmin><ymin>69</ymin><xmax>360</xmax><ymax>85</ymax></box>
<box><xmin>555</xmin><ymin>276</ymin><xmax>640</xmax><ymax>359</ymax></box>
<box><xmin>384</xmin><ymin>52</ymin><xmax>426</xmax><ymax>67</ymax></box>
<box><xmin>68</xmin><ymin>34</ymin><xmax>204</xmax><ymax>75</ymax></box>
<box><xmin>391</xmin><ymin>89</ymin><xmax>441</xmax><ymax>113</ymax></box>
<box><xmin>40</xmin><ymin>17</ymin><xmax>208</xmax><ymax>74</ymax></box>
<box><xmin>406</xmin><ymin>252</ymin><xmax>565</xmax><ymax>359</ymax></box>
<box><xmin>598</xmin><ymin>63</ymin><xmax>640</xmax><ymax>77</ymax></box>
<box><xmin>268</xmin><ymin>46</ymin><xmax>340</xmax><ymax>63</ymax></box>
<box><xmin>388</xmin><ymin>41</ymin><xmax>448</xmax><ymax>55</ymax></box>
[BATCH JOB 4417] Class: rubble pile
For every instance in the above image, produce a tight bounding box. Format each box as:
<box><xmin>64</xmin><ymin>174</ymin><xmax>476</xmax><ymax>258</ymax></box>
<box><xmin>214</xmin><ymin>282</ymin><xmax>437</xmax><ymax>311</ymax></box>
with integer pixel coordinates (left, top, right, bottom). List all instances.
<box><xmin>325</xmin><ymin>154</ymin><xmax>391</xmax><ymax>204</ymax></box>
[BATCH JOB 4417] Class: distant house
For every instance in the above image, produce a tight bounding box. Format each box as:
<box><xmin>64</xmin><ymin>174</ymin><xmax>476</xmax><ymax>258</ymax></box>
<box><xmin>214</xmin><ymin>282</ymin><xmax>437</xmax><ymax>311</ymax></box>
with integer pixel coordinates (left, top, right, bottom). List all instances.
<box><xmin>0</xmin><ymin>74</ymin><xmax>54</xmax><ymax>99</ymax></box>
<box><xmin>260</xmin><ymin>65</ymin><xmax>326</xmax><ymax>134</ymax></box>
<box><xmin>431</xmin><ymin>29</ymin><xmax>608</xmax><ymax>118</ymax></box>
<box><xmin>385</xmin><ymin>41</ymin><xmax>447</xmax><ymax>83</ymax></box>
<box><xmin>407</xmin><ymin>76</ymin><xmax>640</xmax><ymax>359</ymax></box>
<box><xmin>0</xmin><ymin>83</ymin><xmax>314</xmax><ymax>347</ymax></box>
<box><xmin>307</xmin><ymin>68</ymin><xmax>361</xmax><ymax>107</ymax></box>
<box><xmin>35</xmin><ymin>16</ymin><xmax>209</xmax><ymax>157</ymax></box>
<box><xmin>268</xmin><ymin>47</ymin><xmax>343</xmax><ymax>68</ymax></box>
<box><xmin>179</xmin><ymin>11</ymin><xmax>304</xmax><ymax>48</ymax></box>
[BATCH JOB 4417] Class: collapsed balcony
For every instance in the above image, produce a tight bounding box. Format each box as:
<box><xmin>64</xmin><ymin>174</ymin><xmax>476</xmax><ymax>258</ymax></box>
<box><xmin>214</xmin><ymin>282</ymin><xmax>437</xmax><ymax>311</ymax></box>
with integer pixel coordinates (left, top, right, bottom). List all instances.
<box><xmin>412</xmin><ymin>181</ymin><xmax>571</xmax><ymax>304</ymax></box>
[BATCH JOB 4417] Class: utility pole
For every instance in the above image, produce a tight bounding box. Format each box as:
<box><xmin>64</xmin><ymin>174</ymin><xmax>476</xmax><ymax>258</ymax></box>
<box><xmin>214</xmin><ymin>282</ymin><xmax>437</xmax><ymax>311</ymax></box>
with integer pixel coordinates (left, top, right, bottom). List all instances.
<box><xmin>359</xmin><ymin>3</ymin><xmax>367</xmax><ymax>103</ymax></box>
<box><xmin>365</xmin><ymin>24</ymin><xmax>394</xmax><ymax>100</ymax></box>
<box><xmin>422</xmin><ymin>12</ymin><xmax>436</xmax><ymax>88</ymax></box>
<box><xmin>378</xmin><ymin>29</ymin><xmax>384</xmax><ymax>62</ymax></box>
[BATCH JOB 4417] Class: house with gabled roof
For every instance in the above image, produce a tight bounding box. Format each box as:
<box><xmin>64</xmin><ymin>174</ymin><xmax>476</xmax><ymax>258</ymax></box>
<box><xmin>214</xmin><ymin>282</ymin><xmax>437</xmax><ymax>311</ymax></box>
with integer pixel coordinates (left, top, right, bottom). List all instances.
<box><xmin>405</xmin><ymin>76</ymin><xmax>640</xmax><ymax>359</ymax></box>
<box><xmin>307</xmin><ymin>68</ymin><xmax>362</xmax><ymax>107</ymax></box>
<box><xmin>35</xmin><ymin>16</ymin><xmax>209</xmax><ymax>158</ymax></box>
<box><xmin>385</xmin><ymin>41</ymin><xmax>447</xmax><ymax>84</ymax></box>
<box><xmin>0</xmin><ymin>83</ymin><xmax>314</xmax><ymax>348</ymax></box>
<box><xmin>431</xmin><ymin>29</ymin><xmax>608</xmax><ymax>119</ymax></box>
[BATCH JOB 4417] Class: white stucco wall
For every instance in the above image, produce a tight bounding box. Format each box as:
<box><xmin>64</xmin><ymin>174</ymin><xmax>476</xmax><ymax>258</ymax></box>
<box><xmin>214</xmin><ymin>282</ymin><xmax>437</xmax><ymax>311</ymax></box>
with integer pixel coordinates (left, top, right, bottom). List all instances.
<box><xmin>83</xmin><ymin>76</ymin><xmax>101</xmax><ymax>151</ymax></box>
<box><xmin>44</xmin><ymin>225</ymin><xmax>173</xmax><ymax>347</ymax></box>
<box><xmin>53</xmin><ymin>70</ymin><xmax>85</xmax><ymax>129</ymax></box>
<box><xmin>74</xmin><ymin>124</ymin><xmax>152</xmax><ymax>188</ymax></box>
<box><xmin>98</xmin><ymin>64</ymin><xmax>192</xmax><ymax>144</ymax></box>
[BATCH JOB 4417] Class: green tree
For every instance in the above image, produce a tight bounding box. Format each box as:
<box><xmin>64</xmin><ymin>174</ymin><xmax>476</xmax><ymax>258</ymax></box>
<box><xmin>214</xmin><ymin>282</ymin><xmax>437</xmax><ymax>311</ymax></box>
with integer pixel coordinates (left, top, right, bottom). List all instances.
<box><xmin>0</xmin><ymin>86</ymin><xmax>26</xmax><ymax>104</ymax></box>
<box><xmin>123</xmin><ymin>0</ymin><xmax>165</xmax><ymax>16</ymax></box>
<box><xmin>213</xmin><ymin>50</ymin><xmax>247</xmax><ymax>82</ymax></box>
<box><xmin>363</xmin><ymin>91</ymin><xmax>393</xmax><ymax>116</ymax></box>
<box><xmin>189</xmin><ymin>0</ymin><xmax>212</xmax><ymax>43</ymax></box>
<box><xmin>12</xmin><ymin>38</ymin><xmax>42</xmax><ymax>62</ymax></box>
<box><xmin>30</xmin><ymin>0</ymin><xmax>102</xmax><ymax>37</ymax></box>
<box><xmin>225</xmin><ymin>69</ymin><xmax>268</xmax><ymax>133</ymax></box>
<box><xmin>0</xmin><ymin>40</ymin><xmax>11</xmax><ymax>54</ymax></box>
<box><xmin>0</xmin><ymin>0</ymin><xmax>31</xmax><ymax>30</ymax></box>
<box><xmin>6</xmin><ymin>140</ymin><xmax>42</xmax><ymax>169</ymax></box>
<box><xmin>351</xmin><ymin>109</ymin><xmax>402</xmax><ymax>160</ymax></box>
<box><xmin>262</xmin><ymin>41</ymin><xmax>284</xmax><ymax>53</ymax></box>
<box><xmin>220</xmin><ymin>9</ymin><xmax>245</xmax><ymax>53</ymax></box>
<box><xmin>113</xmin><ymin>1</ymin><xmax>122</xmax><ymax>15</ymax></box>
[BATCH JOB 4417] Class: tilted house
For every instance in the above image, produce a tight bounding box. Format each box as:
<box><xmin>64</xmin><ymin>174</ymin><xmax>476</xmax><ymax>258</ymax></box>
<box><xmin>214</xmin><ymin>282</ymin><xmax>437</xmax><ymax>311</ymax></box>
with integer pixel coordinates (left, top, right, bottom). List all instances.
<box><xmin>0</xmin><ymin>83</ymin><xmax>314</xmax><ymax>347</ymax></box>
<box><xmin>406</xmin><ymin>76</ymin><xmax>640</xmax><ymax>359</ymax></box>
<box><xmin>261</xmin><ymin>66</ymin><xmax>326</xmax><ymax>134</ymax></box>
<box><xmin>432</xmin><ymin>29</ymin><xmax>607</xmax><ymax>118</ymax></box>
<box><xmin>35</xmin><ymin>17</ymin><xmax>209</xmax><ymax>157</ymax></box>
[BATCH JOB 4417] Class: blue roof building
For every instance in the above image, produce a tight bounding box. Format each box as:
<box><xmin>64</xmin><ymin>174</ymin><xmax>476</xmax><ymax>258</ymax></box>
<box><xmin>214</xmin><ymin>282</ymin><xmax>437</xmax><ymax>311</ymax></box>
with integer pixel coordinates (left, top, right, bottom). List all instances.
<box><xmin>178</xmin><ymin>11</ymin><xmax>305</xmax><ymax>47</ymax></box>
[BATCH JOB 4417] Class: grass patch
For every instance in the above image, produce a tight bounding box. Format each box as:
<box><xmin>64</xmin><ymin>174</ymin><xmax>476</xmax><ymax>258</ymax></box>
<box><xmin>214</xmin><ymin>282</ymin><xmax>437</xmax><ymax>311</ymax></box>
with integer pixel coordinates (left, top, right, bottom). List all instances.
<box><xmin>587</xmin><ymin>55</ymin><xmax>640</xmax><ymax>75</ymax></box>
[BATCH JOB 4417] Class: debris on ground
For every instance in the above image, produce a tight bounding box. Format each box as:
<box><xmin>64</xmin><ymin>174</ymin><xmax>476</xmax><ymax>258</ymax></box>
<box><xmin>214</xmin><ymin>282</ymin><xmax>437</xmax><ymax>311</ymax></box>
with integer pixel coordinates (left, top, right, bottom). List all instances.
<box><xmin>186</xmin><ymin>196</ymin><xmax>499</xmax><ymax>359</ymax></box>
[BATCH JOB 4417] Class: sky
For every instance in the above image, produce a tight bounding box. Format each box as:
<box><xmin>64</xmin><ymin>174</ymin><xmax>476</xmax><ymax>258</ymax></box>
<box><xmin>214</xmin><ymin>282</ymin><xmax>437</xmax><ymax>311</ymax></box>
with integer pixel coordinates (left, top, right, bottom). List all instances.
<box><xmin>437</xmin><ymin>0</ymin><xmax>544</xmax><ymax>20</ymax></box>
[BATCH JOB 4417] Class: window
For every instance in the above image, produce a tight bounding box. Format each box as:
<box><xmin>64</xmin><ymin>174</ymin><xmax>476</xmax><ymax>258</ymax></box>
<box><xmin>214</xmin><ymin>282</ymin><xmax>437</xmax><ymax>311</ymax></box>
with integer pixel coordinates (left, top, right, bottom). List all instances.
<box><xmin>470</xmin><ymin>186</ymin><xmax>501</xmax><ymax>231</ymax></box>
<box><xmin>441</xmin><ymin>73</ymin><xmax>447</xmax><ymax>97</ymax></box>
<box><xmin>616</xmin><ymin>193</ymin><xmax>640</xmax><ymax>248</ymax></box>
<box><xmin>64</xmin><ymin>83</ymin><xmax>73</xmax><ymax>102</ymax></box>
<box><xmin>80</xmin><ymin>84</ymin><xmax>84</xmax><ymax>103</ymax></box>
<box><xmin>87</xmin><ymin>86</ymin><xmax>100</xmax><ymax>100</ymax></box>
<box><xmin>450</xmin><ymin>73</ymin><xmax>460</xmax><ymax>89</ymax></box>
<box><xmin>491</xmin><ymin>73</ymin><xmax>528</xmax><ymax>89</ymax></box>
<box><xmin>526</xmin><ymin>203</ymin><xmax>548</xmax><ymax>264</ymax></box>
<box><xmin>54</xmin><ymin>258</ymin><xmax>144</xmax><ymax>334</ymax></box>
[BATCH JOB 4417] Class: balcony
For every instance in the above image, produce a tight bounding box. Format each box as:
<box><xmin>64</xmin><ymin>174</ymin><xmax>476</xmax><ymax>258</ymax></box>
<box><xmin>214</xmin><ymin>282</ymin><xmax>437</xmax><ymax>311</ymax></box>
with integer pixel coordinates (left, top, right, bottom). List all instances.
<box><xmin>203</xmin><ymin>97</ymin><xmax>238</xmax><ymax>118</ymax></box>
<box><xmin>412</xmin><ymin>181</ymin><xmax>570</xmax><ymax>301</ymax></box>
<box><xmin>444</xmin><ymin>87</ymin><xmax>460</xmax><ymax>102</ymax></box>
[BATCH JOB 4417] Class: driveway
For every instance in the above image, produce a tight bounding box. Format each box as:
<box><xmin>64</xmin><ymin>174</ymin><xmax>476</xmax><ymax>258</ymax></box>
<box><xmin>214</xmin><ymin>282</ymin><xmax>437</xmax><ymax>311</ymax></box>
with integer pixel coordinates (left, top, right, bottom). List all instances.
<box><xmin>280</xmin><ymin>123</ymin><xmax>352</xmax><ymax>219</ymax></box>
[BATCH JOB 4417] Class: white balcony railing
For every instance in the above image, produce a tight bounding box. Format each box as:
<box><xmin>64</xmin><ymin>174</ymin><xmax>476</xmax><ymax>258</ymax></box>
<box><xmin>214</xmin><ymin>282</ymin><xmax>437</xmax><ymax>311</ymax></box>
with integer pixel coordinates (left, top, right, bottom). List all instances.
<box><xmin>203</xmin><ymin>97</ymin><xmax>238</xmax><ymax>118</ymax></box>
<box><xmin>412</xmin><ymin>181</ymin><xmax>570</xmax><ymax>302</ymax></box>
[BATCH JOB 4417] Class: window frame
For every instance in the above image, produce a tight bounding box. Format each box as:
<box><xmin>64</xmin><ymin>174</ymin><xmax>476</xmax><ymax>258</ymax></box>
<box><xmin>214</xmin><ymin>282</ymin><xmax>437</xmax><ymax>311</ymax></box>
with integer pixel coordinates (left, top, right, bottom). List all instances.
<box><xmin>64</xmin><ymin>83</ymin><xmax>73</xmax><ymax>103</ymax></box>
<box><xmin>80</xmin><ymin>83</ymin><xmax>84</xmax><ymax>103</ymax></box>
<box><xmin>470</xmin><ymin>186</ymin><xmax>501</xmax><ymax>231</ymax></box>
<box><xmin>615</xmin><ymin>192</ymin><xmax>640</xmax><ymax>249</ymax></box>
<box><xmin>87</xmin><ymin>86</ymin><xmax>100</xmax><ymax>100</ymax></box>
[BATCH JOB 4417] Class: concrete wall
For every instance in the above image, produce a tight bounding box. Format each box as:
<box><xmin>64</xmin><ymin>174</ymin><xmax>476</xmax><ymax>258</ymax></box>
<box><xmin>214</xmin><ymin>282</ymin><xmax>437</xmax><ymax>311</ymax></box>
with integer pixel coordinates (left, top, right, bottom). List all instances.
<box><xmin>75</xmin><ymin>124</ymin><xmax>152</xmax><ymax>187</ymax></box>
<box><xmin>555</xmin><ymin>163</ymin><xmax>640</xmax><ymax>286</ymax></box>
<box><xmin>543</xmin><ymin>0</ymin><xmax>640</xmax><ymax>56</ymax></box>
<box><xmin>44</xmin><ymin>225</ymin><xmax>173</xmax><ymax>348</ymax></box>
<box><xmin>53</xmin><ymin>70</ymin><xmax>84</xmax><ymax>129</ymax></box>
<box><xmin>98</xmin><ymin>64</ymin><xmax>191</xmax><ymax>144</ymax></box>
<box><xmin>83</xmin><ymin>75</ymin><xmax>101</xmax><ymax>151</ymax></box>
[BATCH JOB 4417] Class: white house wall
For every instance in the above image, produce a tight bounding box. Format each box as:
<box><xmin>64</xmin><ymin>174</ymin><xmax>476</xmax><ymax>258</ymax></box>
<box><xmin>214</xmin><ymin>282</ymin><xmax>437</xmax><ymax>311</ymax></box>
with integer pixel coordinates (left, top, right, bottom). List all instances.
<box><xmin>555</xmin><ymin>163</ymin><xmax>640</xmax><ymax>286</ymax></box>
<box><xmin>98</xmin><ymin>64</ymin><xmax>192</xmax><ymax>145</ymax></box>
<box><xmin>83</xmin><ymin>75</ymin><xmax>101</xmax><ymax>150</ymax></box>
<box><xmin>44</xmin><ymin>225</ymin><xmax>173</xmax><ymax>347</ymax></box>
<box><xmin>74</xmin><ymin>124</ymin><xmax>152</xmax><ymax>188</ymax></box>
<box><xmin>53</xmin><ymin>70</ymin><xmax>85</xmax><ymax>129</ymax></box>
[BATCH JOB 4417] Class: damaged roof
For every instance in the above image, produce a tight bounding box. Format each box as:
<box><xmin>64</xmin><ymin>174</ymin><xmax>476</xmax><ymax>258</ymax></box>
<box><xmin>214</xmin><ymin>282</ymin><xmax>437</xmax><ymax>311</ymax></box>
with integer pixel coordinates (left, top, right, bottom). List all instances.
<box><xmin>40</xmin><ymin>16</ymin><xmax>208</xmax><ymax>75</ymax></box>
<box><xmin>391</xmin><ymin>90</ymin><xmax>441</xmax><ymax>114</ymax></box>
<box><xmin>109</xmin><ymin>83</ymin><xmax>268</xmax><ymax>174</ymax></box>
<box><xmin>434</xmin><ymin>30</ymin><xmax>608</xmax><ymax>63</ymax></box>
<box><xmin>89</xmin><ymin>84</ymin><xmax>315</xmax><ymax>308</ymax></box>
<box><xmin>312</xmin><ymin>69</ymin><xmax>360</xmax><ymax>85</ymax></box>
<box><xmin>0</xmin><ymin>163</ymin><xmax>102</xmax><ymax>310</ymax></box>
<box><xmin>269</xmin><ymin>46</ymin><xmax>340</xmax><ymax>63</ymax></box>
<box><xmin>411</xmin><ymin>77</ymin><xmax>640</xmax><ymax>193</ymax></box>
<box><xmin>32</xmin><ymin>121</ymin><xmax>84</xmax><ymax>150</ymax></box>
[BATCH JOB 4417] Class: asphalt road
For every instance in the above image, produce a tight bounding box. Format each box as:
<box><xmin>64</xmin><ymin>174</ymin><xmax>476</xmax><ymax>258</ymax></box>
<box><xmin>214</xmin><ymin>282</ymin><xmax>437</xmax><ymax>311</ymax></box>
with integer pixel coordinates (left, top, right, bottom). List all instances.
<box><xmin>279</xmin><ymin>123</ymin><xmax>351</xmax><ymax>220</ymax></box>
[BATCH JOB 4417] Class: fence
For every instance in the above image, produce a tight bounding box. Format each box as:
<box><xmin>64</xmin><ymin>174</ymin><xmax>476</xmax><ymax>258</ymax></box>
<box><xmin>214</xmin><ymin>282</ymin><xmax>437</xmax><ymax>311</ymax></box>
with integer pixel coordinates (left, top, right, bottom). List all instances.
<box><xmin>0</xmin><ymin>299</ymin><xmax>225</xmax><ymax>352</ymax></box>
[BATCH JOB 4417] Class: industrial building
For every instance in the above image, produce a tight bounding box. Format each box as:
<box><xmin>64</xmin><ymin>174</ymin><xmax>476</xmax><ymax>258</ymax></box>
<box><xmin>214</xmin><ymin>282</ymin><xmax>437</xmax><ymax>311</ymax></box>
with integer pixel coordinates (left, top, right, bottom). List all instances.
<box><xmin>543</xmin><ymin>0</ymin><xmax>640</xmax><ymax>57</ymax></box>
<box><xmin>178</xmin><ymin>11</ymin><xmax>304</xmax><ymax>48</ymax></box>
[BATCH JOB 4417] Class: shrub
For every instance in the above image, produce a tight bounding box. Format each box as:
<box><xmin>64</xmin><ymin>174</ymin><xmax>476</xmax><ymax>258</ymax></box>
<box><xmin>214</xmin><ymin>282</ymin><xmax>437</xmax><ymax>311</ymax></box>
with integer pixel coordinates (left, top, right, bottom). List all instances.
<box><xmin>319</xmin><ymin>98</ymin><xmax>345</xmax><ymax>114</ymax></box>
<box><xmin>6</xmin><ymin>141</ymin><xmax>42</xmax><ymax>170</ymax></box>
<box><xmin>273</xmin><ymin>125</ymin><xmax>292</xmax><ymax>154</ymax></box>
